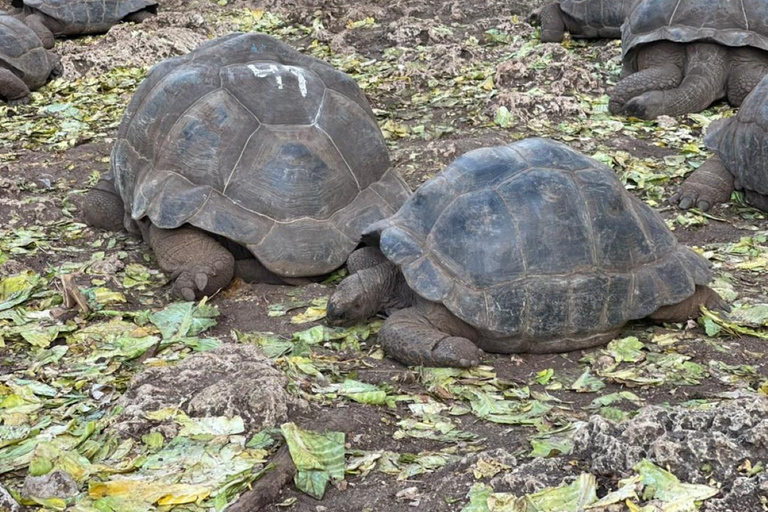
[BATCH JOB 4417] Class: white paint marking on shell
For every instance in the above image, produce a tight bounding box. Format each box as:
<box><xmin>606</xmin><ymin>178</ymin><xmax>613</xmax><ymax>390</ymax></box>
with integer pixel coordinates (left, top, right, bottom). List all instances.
<box><xmin>247</xmin><ymin>64</ymin><xmax>283</xmax><ymax>89</ymax></box>
<box><xmin>289</xmin><ymin>67</ymin><xmax>308</xmax><ymax>97</ymax></box>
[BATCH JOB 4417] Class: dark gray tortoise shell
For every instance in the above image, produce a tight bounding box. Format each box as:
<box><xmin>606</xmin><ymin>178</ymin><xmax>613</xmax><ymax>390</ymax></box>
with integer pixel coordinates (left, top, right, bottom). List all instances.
<box><xmin>621</xmin><ymin>0</ymin><xmax>768</xmax><ymax>71</ymax></box>
<box><xmin>111</xmin><ymin>32</ymin><xmax>411</xmax><ymax>278</ymax></box>
<box><xmin>705</xmin><ymin>74</ymin><xmax>768</xmax><ymax>196</ymax></box>
<box><xmin>0</xmin><ymin>13</ymin><xmax>53</xmax><ymax>88</ymax></box>
<box><xmin>368</xmin><ymin>138</ymin><xmax>712</xmax><ymax>340</ymax></box>
<box><xmin>15</xmin><ymin>0</ymin><xmax>157</xmax><ymax>35</ymax></box>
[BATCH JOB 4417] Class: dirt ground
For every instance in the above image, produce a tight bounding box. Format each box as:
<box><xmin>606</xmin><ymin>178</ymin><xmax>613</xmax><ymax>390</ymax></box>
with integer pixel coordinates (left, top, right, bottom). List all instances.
<box><xmin>1</xmin><ymin>0</ymin><xmax>767</xmax><ymax>511</ymax></box>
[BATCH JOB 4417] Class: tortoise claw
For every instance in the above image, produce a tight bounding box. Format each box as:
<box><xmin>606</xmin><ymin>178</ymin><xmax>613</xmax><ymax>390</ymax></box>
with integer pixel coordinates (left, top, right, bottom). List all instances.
<box><xmin>194</xmin><ymin>272</ymin><xmax>208</xmax><ymax>291</ymax></box>
<box><xmin>180</xmin><ymin>287</ymin><xmax>196</xmax><ymax>301</ymax></box>
<box><xmin>173</xmin><ymin>264</ymin><xmax>219</xmax><ymax>300</ymax></box>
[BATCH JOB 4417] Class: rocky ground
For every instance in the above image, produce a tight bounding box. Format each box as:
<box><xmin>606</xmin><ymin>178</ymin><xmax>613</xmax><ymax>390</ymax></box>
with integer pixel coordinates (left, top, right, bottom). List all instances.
<box><xmin>0</xmin><ymin>0</ymin><xmax>767</xmax><ymax>511</ymax></box>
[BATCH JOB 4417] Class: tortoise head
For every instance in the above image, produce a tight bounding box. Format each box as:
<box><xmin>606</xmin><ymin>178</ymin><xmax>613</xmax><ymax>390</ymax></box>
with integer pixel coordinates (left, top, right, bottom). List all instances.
<box><xmin>326</xmin><ymin>261</ymin><xmax>405</xmax><ymax>326</ymax></box>
<box><xmin>326</xmin><ymin>271</ymin><xmax>383</xmax><ymax>326</ymax></box>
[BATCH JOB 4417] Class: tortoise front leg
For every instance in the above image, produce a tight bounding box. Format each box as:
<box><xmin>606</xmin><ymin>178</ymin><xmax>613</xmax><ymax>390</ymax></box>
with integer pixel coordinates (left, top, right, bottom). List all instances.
<box><xmin>670</xmin><ymin>156</ymin><xmax>734</xmax><ymax>212</ymax></box>
<box><xmin>535</xmin><ymin>2</ymin><xmax>567</xmax><ymax>43</ymax></box>
<box><xmin>47</xmin><ymin>52</ymin><xmax>63</xmax><ymax>79</ymax></box>
<box><xmin>378</xmin><ymin>301</ymin><xmax>483</xmax><ymax>368</ymax></box>
<box><xmin>23</xmin><ymin>13</ymin><xmax>55</xmax><ymax>49</ymax></box>
<box><xmin>727</xmin><ymin>55</ymin><xmax>768</xmax><ymax>106</ymax></box>
<box><xmin>147</xmin><ymin>225</ymin><xmax>235</xmax><ymax>300</ymax></box>
<box><xmin>624</xmin><ymin>43</ymin><xmax>729</xmax><ymax>119</ymax></box>
<box><xmin>648</xmin><ymin>285</ymin><xmax>728</xmax><ymax>322</ymax></box>
<box><xmin>609</xmin><ymin>42</ymin><xmax>684</xmax><ymax>115</ymax></box>
<box><xmin>83</xmin><ymin>179</ymin><xmax>126</xmax><ymax>231</ymax></box>
<box><xmin>0</xmin><ymin>69</ymin><xmax>30</xmax><ymax>105</ymax></box>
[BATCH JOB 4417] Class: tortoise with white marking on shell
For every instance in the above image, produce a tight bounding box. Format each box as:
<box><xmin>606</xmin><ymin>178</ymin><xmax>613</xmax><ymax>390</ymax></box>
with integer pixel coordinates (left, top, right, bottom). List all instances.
<box><xmin>83</xmin><ymin>32</ymin><xmax>411</xmax><ymax>300</ymax></box>
<box><xmin>327</xmin><ymin>138</ymin><xmax>726</xmax><ymax>368</ymax></box>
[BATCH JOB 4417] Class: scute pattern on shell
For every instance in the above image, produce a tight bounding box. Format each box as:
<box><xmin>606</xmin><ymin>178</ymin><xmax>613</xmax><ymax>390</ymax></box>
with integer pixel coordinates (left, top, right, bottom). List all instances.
<box><xmin>0</xmin><ymin>14</ymin><xmax>52</xmax><ymax>88</ymax></box>
<box><xmin>621</xmin><ymin>0</ymin><xmax>768</xmax><ymax>68</ymax></box>
<box><xmin>705</xmin><ymin>74</ymin><xmax>768</xmax><ymax>196</ymax></box>
<box><xmin>372</xmin><ymin>138</ymin><xmax>712</xmax><ymax>340</ymax></box>
<box><xmin>558</xmin><ymin>0</ymin><xmax>636</xmax><ymax>39</ymax></box>
<box><xmin>111</xmin><ymin>32</ymin><xmax>410</xmax><ymax>277</ymax></box>
<box><xmin>19</xmin><ymin>0</ymin><xmax>158</xmax><ymax>35</ymax></box>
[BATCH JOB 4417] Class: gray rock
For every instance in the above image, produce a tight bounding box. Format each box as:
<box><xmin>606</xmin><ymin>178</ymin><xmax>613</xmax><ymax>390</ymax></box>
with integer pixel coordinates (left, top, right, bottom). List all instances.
<box><xmin>483</xmin><ymin>397</ymin><xmax>768</xmax><ymax>508</ymax></box>
<box><xmin>115</xmin><ymin>343</ymin><xmax>307</xmax><ymax>437</ymax></box>
<box><xmin>702</xmin><ymin>474</ymin><xmax>768</xmax><ymax>512</ymax></box>
<box><xmin>490</xmin><ymin>457</ymin><xmax>576</xmax><ymax>493</ymax></box>
<box><xmin>571</xmin><ymin>415</ymin><xmax>645</xmax><ymax>476</ymax></box>
<box><xmin>22</xmin><ymin>470</ymin><xmax>79</xmax><ymax>500</ymax></box>
<box><xmin>571</xmin><ymin>396</ymin><xmax>768</xmax><ymax>486</ymax></box>
<box><xmin>0</xmin><ymin>483</ymin><xmax>20</xmax><ymax>512</ymax></box>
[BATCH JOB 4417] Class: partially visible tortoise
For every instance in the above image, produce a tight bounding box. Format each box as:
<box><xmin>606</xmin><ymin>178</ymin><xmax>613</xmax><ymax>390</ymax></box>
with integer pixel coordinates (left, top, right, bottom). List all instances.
<box><xmin>672</xmin><ymin>75</ymin><xmax>768</xmax><ymax>213</ymax></box>
<box><xmin>0</xmin><ymin>12</ymin><xmax>61</xmax><ymax>105</ymax></box>
<box><xmin>530</xmin><ymin>0</ymin><xmax>639</xmax><ymax>43</ymax></box>
<box><xmin>609</xmin><ymin>0</ymin><xmax>768</xmax><ymax>119</ymax></box>
<box><xmin>83</xmin><ymin>32</ymin><xmax>411</xmax><ymax>300</ymax></box>
<box><xmin>326</xmin><ymin>138</ymin><xmax>725</xmax><ymax>368</ymax></box>
<box><xmin>12</xmin><ymin>0</ymin><xmax>157</xmax><ymax>48</ymax></box>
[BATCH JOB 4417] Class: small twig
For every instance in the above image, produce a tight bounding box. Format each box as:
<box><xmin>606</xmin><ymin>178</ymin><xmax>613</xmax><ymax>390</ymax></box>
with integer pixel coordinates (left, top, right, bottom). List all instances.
<box><xmin>226</xmin><ymin>445</ymin><xmax>297</xmax><ymax>512</ymax></box>
<box><xmin>60</xmin><ymin>274</ymin><xmax>91</xmax><ymax>314</ymax></box>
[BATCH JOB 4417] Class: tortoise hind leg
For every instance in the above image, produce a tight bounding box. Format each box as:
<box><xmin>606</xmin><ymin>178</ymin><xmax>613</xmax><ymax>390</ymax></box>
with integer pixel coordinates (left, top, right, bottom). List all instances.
<box><xmin>379</xmin><ymin>301</ymin><xmax>483</xmax><ymax>368</ymax></box>
<box><xmin>0</xmin><ymin>69</ymin><xmax>30</xmax><ymax>106</ymax></box>
<box><xmin>670</xmin><ymin>156</ymin><xmax>734</xmax><ymax>212</ymax></box>
<box><xmin>124</xmin><ymin>9</ymin><xmax>155</xmax><ymax>23</ymax></box>
<box><xmin>232</xmin><ymin>258</ymin><xmax>314</xmax><ymax>286</ymax></box>
<box><xmin>744</xmin><ymin>191</ymin><xmax>768</xmax><ymax>213</ymax></box>
<box><xmin>648</xmin><ymin>285</ymin><xmax>728</xmax><ymax>323</ymax></box>
<box><xmin>148</xmin><ymin>225</ymin><xmax>235</xmax><ymax>300</ymax></box>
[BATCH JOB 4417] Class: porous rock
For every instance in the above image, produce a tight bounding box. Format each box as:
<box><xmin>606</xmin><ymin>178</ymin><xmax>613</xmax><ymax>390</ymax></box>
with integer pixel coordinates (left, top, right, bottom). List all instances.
<box><xmin>572</xmin><ymin>396</ymin><xmax>768</xmax><ymax>485</ymax></box>
<box><xmin>490</xmin><ymin>457</ymin><xmax>577</xmax><ymax>493</ymax></box>
<box><xmin>0</xmin><ymin>482</ymin><xmax>20</xmax><ymax>512</ymax></box>
<box><xmin>115</xmin><ymin>343</ymin><xmax>306</xmax><ymax>437</ymax></box>
<box><xmin>702</xmin><ymin>473</ymin><xmax>768</xmax><ymax>512</ymax></box>
<box><xmin>22</xmin><ymin>470</ymin><xmax>79</xmax><ymax>500</ymax></box>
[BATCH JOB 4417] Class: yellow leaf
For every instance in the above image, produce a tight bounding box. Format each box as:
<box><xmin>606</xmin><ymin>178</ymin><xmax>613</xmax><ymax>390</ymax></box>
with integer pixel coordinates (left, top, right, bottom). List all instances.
<box><xmin>89</xmin><ymin>480</ymin><xmax>210</xmax><ymax>505</ymax></box>
<box><xmin>291</xmin><ymin>306</ymin><xmax>327</xmax><ymax>324</ymax></box>
<box><xmin>157</xmin><ymin>485</ymin><xmax>211</xmax><ymax>505</ymax></box>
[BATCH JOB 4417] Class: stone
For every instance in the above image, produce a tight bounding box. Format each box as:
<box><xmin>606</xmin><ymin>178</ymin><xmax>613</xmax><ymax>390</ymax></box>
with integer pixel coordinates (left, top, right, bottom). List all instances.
<box><xmin>115</xmin><ymin>343</ymin><xmax>307</xmax><ymax>437</ymax></box>
<box><xmin>22</xmin><ymin>470</ymin><xmax>79</xmax><ymax>500</ymax></box>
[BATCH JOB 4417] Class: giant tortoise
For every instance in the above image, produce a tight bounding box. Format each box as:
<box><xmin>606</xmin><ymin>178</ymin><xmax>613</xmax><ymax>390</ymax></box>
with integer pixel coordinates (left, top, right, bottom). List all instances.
<box><xmin>0</xmin><ymin>12</ymin><xmax>61</xmax><ymax>105</ymax></box>
<box><xmin>531</xmin><ymin>0</ymin><xmax>639</xmax><ymax>43</ymax></box>
<box><xmin>609</xmin><ymin>0</ymin><xmax>768</xmax><ymax>119</ymax></box>
<box><xmin>672</xmin><ymin>75</ymin><xmax>768</xmax><ymax>213</ymax></box>
<box><xmin>83</xmin><ymin>32</ymin><xmax>411</xmax><ymax>300</ymax></box>
<box><xmin>326</xmin><ymin>138</ymin><xmax>725</xmax><ymax>368</ymax></box>
<box><xmin>12</xmin><ymin>0</ymin><xmax>157</xmax><ymax>48</ymax></box>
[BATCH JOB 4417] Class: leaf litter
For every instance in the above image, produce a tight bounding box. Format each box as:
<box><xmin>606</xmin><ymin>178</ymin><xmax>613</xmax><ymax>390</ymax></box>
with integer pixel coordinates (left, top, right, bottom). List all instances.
<box><xmin>2</xmin><ymin>0</ymin><xmax>768</xmax><ymax>510</ymax></box>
